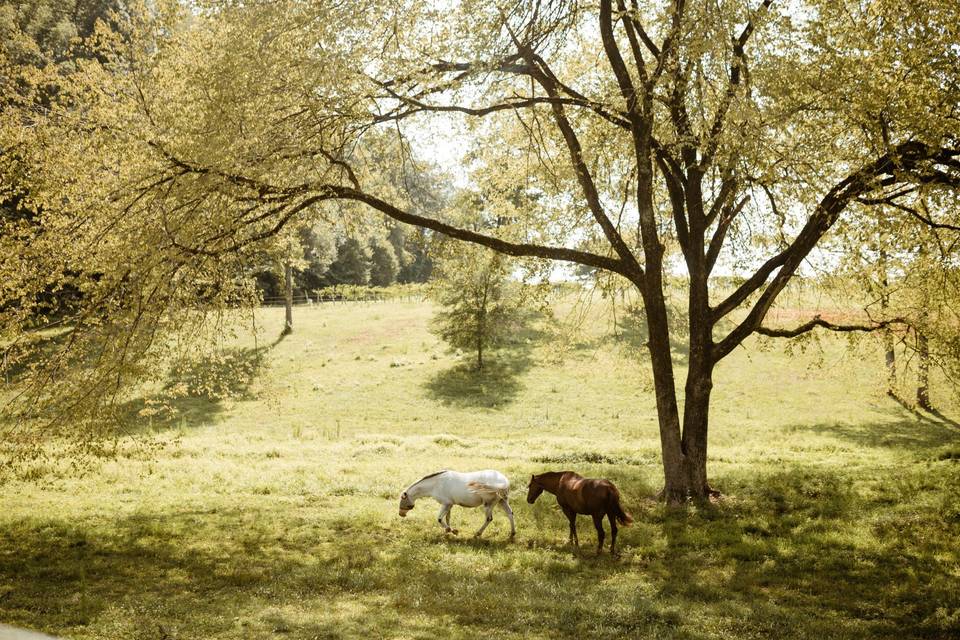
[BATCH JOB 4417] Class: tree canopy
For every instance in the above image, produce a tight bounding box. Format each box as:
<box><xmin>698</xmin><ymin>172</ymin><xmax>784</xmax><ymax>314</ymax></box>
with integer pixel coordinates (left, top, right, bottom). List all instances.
<box><xmin>1</xmin><ymin>0</ymin><xmax>958</xmax><ymax>495</ymax></box>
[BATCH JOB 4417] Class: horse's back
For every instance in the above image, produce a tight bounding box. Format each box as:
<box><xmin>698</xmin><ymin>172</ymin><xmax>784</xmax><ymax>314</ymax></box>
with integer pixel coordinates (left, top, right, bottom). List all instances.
<box><xmin>450</xmin><ymin>469</ymin><xmax>509</xmax><ymax>488</ymax></box>
<box><xmin>559</xmin><ymin>473</ymin><xmax>620</xmax><ymax>514</ymax></box>
<box><xmin>443</xmin><ymin>469</ymin><xmax>510</xmax><ymax>506</ymax></box>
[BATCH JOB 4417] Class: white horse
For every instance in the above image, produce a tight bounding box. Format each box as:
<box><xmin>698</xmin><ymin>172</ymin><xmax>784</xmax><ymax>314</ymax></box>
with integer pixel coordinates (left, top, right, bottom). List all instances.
<box><xmin>398</xmin><ymin>469</ymin><xmax>516</xmax><ymax>538</ymax></box>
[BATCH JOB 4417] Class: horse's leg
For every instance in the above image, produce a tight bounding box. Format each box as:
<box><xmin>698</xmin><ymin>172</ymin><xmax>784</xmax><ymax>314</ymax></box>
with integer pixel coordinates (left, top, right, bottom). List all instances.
<box><xmin>498</xmin><ymin>499</ymin><xmax>516</xmax><ymax>538</ymax></box>
<box><xmin>592</xmin><ymin>513</ymin><xmax>605</xmax><ymax>554</ymax></box>
<box><xmin>445</xmin><ymin>507</ymin><xmax>458</xmax><ymax>534</ymax></box>
<box><xmin>607</xmin><ymin>512</ymin><xmax>619</xmax><ymax>556</ymax></box>
<box><xmin>561</xmin><ymin>506</ymin><xmax>578</xmax><ymax>547</ymax></box>
<box><xmin>474</xmin><ymin>503</ymin><xmax>494</xmax><ymax>538</ymax></box>
<box><xmin>436</xmin><ymin>503</ymin><xmax>454</xmax><ymax>534</ymax></box>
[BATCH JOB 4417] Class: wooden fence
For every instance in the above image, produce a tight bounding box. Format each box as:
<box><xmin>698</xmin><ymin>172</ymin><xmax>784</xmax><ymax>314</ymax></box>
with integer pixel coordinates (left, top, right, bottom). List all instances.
<box><xmin>259</xmin><ymin>285</ymin><xmax>427</xmax><ymax>307</ymax></box>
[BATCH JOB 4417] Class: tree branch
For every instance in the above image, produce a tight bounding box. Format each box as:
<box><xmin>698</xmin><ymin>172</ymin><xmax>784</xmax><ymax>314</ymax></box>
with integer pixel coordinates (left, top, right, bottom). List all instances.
<box><xmin>503</xmin><ymin>27</ymin><xmax>645</xmax><ymax>281</ymax></box>
<box><xmin>712</xmin><ymin>141</ymin><xmax>956</xmax><ymax>360</ymax></box>
<box><xmin>627</xmin><ymin>0</ymin><xmax>661</xmax><ymax>60</ymax></box>
<box><xmin>756</xmin><ymin>315</ymin><xmax>909</xmax><ymax>338</ymax></box>
<box><xmin>328</xmin><ymin>185</ymin><xmax>640</xmax><ymax>281</ymax></box>
<box><xmin>705</xmin><ymin>195</ymin><xmax>748</xmax><ymax>274</ymax></box>
<box><xmin>600</xmin><ymin>0</ymin><xmax>641</xmax><ymax>115</ymax></box>
<box><xmin>374</xmin><ymin>59</ymin><xmax>633</xmax><ymax>130</ymax></box>
<box><xmin>701</xmin><ymin>0</ymin><xmax>774</xmax><ymax>169</ymax></box>
<box><xmin>614</xmin><ymin>0</ymin><xmax>650</xmax><ymax>88</ymax></box>
<box><xmin>857</xmin><ymin>196</ymin><xmax>960</xmax><ymax>232</ymax></box>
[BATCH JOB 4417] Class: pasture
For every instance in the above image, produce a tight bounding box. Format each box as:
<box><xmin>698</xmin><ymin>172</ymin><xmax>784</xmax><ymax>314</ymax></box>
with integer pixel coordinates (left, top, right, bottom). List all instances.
<box><xmin>2</xmin><ymin>299</ymin><xmax>959</xmax><ymax>639</ymax></box>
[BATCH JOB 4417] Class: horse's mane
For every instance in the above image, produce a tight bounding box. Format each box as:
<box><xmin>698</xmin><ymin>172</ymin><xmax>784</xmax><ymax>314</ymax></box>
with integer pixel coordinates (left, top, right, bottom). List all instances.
<box><xmin>535</xmin><ymin>471</ymin><xmax>572</xmax><ymax>480</ymax></box>
<box><xmin>409</xmin><ymin>470</ymin><xmax>447</xmax><ymax>489</ymax></box>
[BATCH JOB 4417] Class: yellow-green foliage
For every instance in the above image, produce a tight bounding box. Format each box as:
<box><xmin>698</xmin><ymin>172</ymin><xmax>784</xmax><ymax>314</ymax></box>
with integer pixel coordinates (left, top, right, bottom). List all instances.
<box><xmin>1</xmin><ymin>300</ymin><xmax>958</xmax><ymax>639</ymax></box>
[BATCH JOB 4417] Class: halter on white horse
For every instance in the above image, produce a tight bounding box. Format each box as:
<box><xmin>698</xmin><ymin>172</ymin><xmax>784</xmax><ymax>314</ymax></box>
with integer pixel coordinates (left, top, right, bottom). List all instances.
<box><xmin>398</xmin><ymin>469</ymin><xmax>516</xmax><ymax>538</ymax></box>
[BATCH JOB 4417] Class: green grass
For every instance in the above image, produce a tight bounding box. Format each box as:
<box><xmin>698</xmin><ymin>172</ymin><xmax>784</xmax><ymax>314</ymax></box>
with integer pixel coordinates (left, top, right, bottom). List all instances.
<box><xmin>2</xmin><ymin>299</ymin><xmax>959</xmax><ymax>639</ymax></box>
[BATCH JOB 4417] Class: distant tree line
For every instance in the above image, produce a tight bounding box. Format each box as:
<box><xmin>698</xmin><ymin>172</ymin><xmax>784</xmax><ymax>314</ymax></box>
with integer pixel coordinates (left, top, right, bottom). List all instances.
<box><xmin>252</xmin><ymin>224</ymin><xmax>433</xmax><ymax>302</ymax></box>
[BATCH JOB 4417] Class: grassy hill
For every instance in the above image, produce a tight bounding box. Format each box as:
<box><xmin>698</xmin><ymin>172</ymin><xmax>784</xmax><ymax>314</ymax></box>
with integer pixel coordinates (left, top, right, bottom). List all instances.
<box><xmin>1</xmin><ymin>299</ymin><xmax>959</xmax><ymax>639</ymax></box>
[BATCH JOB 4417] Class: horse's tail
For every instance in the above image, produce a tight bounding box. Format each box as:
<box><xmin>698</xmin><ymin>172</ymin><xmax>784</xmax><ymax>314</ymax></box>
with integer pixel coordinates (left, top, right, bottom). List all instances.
<box><xmin>467</xmin><ymin>481</ymin><xmax>510</xmax><ymax>502</ymax></box>
<box><xmin>609</xmin><ymin>489</ymin><xmax>634</xmax><ymax>526</ymax></box>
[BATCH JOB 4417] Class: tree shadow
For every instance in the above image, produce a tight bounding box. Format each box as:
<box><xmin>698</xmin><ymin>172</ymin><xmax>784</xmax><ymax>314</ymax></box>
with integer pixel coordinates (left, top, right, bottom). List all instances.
<box><xmin>423</xmin><ymin>354</ymin><xmax>533</xmax><ymax>409</ymax></box>
<box><xmin>423</xmin><ymin>318</ymin><xmax>545</xmax><ymax>409</ymax></box>
<box><xmin>786</xmin><ymin>411</ymin><xmax>960</xmax><ymax>454</ymax></box>
<box><xmin>117</xmin><ymin>344</ymin><xmax>273</xmax><ymax>434</ymax></box>
<box><xmin>886</xmin><ymin>393</ymin><xmax>960</xmax><ymax>431</ymax></box>
<box><xmin>3</xmin><ymin>461</ymin><xmax>958</xmax><ymax>639</ymax></box>
<box><xmin>651</xmin><ymin>465</ymin><xmax>960</xmax><ymax>638</ymax></box>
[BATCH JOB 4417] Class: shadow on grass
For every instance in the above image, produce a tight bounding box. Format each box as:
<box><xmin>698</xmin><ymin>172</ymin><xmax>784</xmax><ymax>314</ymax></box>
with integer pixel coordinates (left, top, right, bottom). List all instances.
<box><xmin>2</xmin><ymin>464</ymin><xmax>958</xmax><ymax>639</ymax></box>
<box><xmin>788</xmin><ymin>412</ymin><xmax>960</xmax><ymax>454</ymax></box>
<box><xmin>884</xmin><ymin>392</ymin><xmax>960</xmax><ymax>430</ymax></box>
<box><xmin>423</xmin><ymin>357</ymin><xmax>533</xmax><ymax>409</ymax></box>
<box><xmin>423</xmin><ymin>321</ymin><xmax>545</xmax><ymax>409</ymax></box>
<box><xmin>118</xmin><ymin>343</ymin><xmax>276</xmax><ymax>434</ymax></box>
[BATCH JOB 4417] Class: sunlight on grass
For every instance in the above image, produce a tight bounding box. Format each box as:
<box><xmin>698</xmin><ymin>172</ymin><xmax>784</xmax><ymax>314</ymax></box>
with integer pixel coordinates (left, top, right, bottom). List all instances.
<box><xmin>2</xmin><ymin>301</ymin><xmax>959</xmax><ymax>639</ymax></box>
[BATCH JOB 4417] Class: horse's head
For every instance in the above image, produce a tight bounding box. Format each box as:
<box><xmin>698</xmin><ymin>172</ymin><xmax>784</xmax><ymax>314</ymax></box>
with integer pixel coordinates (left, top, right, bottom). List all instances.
<box><xmin>398</xmin><ymin>491</ymin><xmax>415</xmax><ymax>517</ymax></box>
<box><xmin>526</xmin><ymin>475</ymin><xmax>544</xmax><ymax>504</ymax></box>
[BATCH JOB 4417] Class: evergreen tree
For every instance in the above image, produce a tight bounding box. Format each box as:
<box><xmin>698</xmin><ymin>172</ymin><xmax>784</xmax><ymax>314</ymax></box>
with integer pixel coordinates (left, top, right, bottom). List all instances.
<box><xmin>325</xmin><ymin>238</ymin><xmax>370</xmax><ymax>286</ymax></box>
<box><xmin>368</xmin><ymin>236</ymin><xmax>398</xmax><ymax>287</ymax></box>
<box><xmin>296</xmin><ymin>224</ymin><xmax>338</xmax><ymax>291</ymax></box>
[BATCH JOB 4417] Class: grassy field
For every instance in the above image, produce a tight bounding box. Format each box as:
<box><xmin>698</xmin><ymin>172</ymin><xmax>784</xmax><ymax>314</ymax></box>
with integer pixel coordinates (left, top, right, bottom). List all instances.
<box><xmin>2</xmin><ymin>298</ymin><xmax>959</xmax><ymax>639</ymax></box>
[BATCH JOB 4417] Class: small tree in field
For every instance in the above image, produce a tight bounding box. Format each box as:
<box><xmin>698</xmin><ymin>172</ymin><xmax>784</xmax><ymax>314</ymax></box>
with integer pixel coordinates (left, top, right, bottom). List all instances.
<box><xmin>430</xmin><ymin>244</ymin><xmax>525</xmax><ymax>370</ymax></box>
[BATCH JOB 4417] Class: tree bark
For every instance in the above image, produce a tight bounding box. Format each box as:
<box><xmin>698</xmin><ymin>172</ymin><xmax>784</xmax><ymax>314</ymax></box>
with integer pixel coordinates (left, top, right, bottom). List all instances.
<box><xmin>681</xmin><ymin>281</ymin><xmax>716</xmax><ymax>500</ymax></box>
<box><xmin>879</xmin><ymin>250</ymin><xmax>896</xmax><ymax>394</ymax></box>
<box><xmin>680</xmin><ymin>366</ymin><xmax>714</xmax><ymax>499</ymax></box>
<box><xmin>282</xmin><ymin>262</ymin><xmax>294</xmax><ymax>336</ymax></box>
<box><xmin>636</xmin><ymin>279</ymin><xmax>687</xmax><ymax>503</ymax></box>
<box><xmin>917</xmin><ymin>330</ymin><xmax>931</xmax><ymax>410</ymax></box>
<box><xmin>677</xmin><ymin>163</ymin><xmax>717</xmax><ymax>502</ymax></box>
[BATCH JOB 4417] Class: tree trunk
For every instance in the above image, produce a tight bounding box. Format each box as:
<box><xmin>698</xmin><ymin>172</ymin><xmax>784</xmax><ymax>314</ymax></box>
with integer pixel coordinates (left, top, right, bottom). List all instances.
<box><xmin>282</xmin><ymin>262</ymin><xmax>294</xmax><ymax>335</ymax></box>
<box><xmin>636</xmin><ymin>281</ymin><xmax>687</xmax><ymax>503</ymax></box>
<box><xmin>681</xmin><ymin>339</ymin><xmax>715</xmax><ymax>500</ymax></box>
<box><xmin>680</xmin><ymin>216</ymin><xmax>716</xmax><ymax>502</ymax></box>
<box><xmin>884</xmin><ymin>334</ymin><xmax>896</xmax><ymax>394</ymax></box>
<box><xmin>879</xmin><ymin>251</ymin><xmax>896</xmax><ymax>394</ymax></box>
<box><xmin>477</xmin><ymin>282</ymin><xmax>487</xmax><ymax>370</ymax></box>
<box><xmin>917</xmin><ymin>330</ymin><xmax>931</xmax><ymax>410</ymax></box>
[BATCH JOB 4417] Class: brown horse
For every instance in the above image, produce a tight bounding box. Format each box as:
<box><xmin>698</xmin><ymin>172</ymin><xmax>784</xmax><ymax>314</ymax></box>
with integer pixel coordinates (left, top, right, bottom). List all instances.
<box><xmin>527</xmin><ymin>471</ymin><xmax>633</xmax><ymax>555</ymax></box>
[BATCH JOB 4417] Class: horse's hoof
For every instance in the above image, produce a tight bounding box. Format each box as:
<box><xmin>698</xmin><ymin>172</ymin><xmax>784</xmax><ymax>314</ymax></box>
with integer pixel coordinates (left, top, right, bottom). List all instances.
<box><xmin>451</xmin><ymin>528</ymin><xmax>459</xmax><ymax>535</ymax></box>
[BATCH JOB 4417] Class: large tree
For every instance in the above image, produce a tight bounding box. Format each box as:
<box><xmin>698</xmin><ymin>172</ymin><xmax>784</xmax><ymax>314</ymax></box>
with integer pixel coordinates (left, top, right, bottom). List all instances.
<box><xmin>3</xmin><ymin>0</ymin><xmax>959</xmax><ymax>498</ymax></box>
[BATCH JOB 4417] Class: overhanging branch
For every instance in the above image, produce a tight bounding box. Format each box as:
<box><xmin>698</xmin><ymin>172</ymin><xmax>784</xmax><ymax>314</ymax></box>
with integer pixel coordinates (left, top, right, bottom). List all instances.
<box><xmin>756</xmin><ymin>315</ymin><xmax>909</xmax><ymax>338</ymax></box>
<box><xmin>712</xmin><ymin>141</ymin><xmax>957</xmax><ymax>361</ymax></box>
<box><xmin>328</xmin><ymin>185</ymin><xmax>641</xmax><ymax>282</ymax></box>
